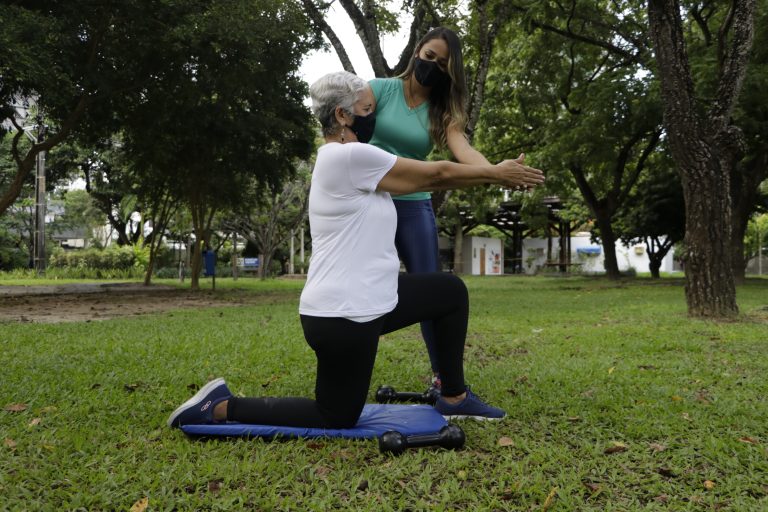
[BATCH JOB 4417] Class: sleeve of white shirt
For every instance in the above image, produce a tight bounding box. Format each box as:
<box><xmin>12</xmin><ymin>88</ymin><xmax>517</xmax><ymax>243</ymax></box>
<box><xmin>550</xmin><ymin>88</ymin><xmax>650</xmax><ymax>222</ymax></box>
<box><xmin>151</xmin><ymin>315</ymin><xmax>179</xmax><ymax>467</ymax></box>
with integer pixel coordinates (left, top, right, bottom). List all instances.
<box><xmin>346</xmin><ymin>143</ymin><xmax>398</xmax><ymax>192</ymax></box>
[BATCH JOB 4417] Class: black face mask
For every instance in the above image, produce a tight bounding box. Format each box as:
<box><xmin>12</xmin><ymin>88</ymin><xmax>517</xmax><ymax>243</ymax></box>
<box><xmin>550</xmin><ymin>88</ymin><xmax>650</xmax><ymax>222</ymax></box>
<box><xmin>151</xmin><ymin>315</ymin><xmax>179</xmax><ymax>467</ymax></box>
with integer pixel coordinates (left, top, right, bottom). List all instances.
<box><xmin>349</xmin><ymin>111</ymin><xmax>377</xmax><ymax>144</ymax></box>
<box><xmin>413</xmin><ymin>56</ymin><xmax>448</xmax><ymax>88</ymax></box>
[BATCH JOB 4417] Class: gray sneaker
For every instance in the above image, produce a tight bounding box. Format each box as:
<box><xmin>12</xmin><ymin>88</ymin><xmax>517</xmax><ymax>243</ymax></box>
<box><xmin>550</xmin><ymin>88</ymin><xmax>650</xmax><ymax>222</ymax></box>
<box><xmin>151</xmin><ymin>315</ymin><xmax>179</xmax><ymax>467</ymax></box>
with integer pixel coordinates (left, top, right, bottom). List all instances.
<box><xmin>434</xmin><ymin>387</ymin><xmax>506</xmax><ymax>421</ymax></box>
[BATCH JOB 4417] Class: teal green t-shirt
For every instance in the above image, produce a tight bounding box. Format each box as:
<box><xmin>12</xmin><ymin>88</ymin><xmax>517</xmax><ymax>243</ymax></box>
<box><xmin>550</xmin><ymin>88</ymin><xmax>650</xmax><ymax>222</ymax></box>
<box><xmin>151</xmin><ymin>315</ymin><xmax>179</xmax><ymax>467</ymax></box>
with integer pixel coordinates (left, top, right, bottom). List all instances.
<box><xmin>369</xmin><ymin>77</ymin><xmax>433</xmax><ymax>201</ymax></box>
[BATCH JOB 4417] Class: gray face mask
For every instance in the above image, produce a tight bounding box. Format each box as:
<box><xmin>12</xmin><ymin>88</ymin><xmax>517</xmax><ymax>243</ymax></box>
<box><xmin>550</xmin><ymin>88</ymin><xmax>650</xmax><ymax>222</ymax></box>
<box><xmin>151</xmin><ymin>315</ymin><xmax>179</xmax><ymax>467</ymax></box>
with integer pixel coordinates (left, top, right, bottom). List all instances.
<box><xmin>413</xmin><ymin>57</ymin><xmax>447</xmax><ymax>87</ymax></box>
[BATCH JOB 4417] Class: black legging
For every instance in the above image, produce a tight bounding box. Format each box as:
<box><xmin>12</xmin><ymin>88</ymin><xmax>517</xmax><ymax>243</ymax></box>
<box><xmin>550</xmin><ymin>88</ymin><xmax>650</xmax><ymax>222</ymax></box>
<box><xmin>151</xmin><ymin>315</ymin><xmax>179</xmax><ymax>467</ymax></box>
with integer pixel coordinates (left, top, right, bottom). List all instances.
<box><xmin>227</xmin><ymin>272</ymin><xmax>468</xmax><ymax>429</ymax></box>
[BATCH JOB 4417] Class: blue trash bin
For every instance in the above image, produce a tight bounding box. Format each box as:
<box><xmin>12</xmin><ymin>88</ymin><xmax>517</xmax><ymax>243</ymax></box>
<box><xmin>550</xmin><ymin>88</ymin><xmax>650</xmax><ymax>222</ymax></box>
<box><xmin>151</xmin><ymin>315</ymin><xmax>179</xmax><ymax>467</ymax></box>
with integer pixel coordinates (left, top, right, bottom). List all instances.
<box><xmin>203</xmin><ymin>250</ymin><xmax>216</xmax><ymax>277</ymax></box>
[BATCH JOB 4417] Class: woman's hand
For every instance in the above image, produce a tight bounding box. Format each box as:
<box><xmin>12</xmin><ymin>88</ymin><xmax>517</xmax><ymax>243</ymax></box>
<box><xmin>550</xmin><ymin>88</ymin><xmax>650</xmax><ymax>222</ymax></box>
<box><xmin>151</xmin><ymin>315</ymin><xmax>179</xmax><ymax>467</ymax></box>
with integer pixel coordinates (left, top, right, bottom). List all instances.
<box><xmin>496</xmin><ymin>153</ymin><xmax>545</xmax><ymax>190</ymax></box>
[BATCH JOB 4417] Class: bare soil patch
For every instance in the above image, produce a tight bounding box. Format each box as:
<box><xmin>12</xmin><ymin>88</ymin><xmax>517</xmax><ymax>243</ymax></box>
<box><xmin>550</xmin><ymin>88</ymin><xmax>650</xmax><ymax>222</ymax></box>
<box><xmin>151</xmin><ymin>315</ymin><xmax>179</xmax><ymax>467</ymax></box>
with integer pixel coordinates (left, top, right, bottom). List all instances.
<box><xmin>0</xmin><ymin>283</ymin><xmax>259</xmax><ymax>324</ymax></box>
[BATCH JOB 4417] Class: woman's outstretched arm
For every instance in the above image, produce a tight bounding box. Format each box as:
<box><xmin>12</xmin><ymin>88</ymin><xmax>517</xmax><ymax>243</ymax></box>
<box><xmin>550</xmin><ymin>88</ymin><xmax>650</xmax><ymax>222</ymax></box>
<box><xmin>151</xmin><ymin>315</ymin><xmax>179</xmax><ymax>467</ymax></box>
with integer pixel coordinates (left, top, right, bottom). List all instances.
<box><xmin>377</xmin><ymin>156</ymin><xmax>544</xmax><ymax>195</ymax></box>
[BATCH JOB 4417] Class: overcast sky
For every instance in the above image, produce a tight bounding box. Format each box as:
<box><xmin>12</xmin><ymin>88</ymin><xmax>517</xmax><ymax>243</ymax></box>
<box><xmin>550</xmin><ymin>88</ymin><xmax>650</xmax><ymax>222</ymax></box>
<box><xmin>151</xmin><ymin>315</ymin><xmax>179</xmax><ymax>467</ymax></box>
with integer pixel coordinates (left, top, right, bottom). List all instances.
<box><xmin>298</xmin><ymin>4</ymin><xmax>411</xmax><ymax>88</ymax></box>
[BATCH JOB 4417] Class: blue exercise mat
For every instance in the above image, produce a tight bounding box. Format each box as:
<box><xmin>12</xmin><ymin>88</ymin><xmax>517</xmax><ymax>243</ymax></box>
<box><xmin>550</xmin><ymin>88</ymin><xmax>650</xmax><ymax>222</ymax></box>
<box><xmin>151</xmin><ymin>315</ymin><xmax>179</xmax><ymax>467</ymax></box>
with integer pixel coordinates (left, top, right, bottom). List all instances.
<box><xmin>180</xmin><ymin>404</ymin><xmax>446</xmax><ymax>439</ymax></box>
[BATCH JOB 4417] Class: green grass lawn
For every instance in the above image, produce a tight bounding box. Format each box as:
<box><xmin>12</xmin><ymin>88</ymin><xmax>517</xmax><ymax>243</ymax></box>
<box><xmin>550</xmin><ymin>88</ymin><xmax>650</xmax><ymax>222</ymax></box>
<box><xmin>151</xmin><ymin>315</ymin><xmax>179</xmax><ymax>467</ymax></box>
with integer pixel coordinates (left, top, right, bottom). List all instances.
<box><xmin>2</xmin><ymin>276</ymin><xmax>767</xmax><ymax>511</ymax></box>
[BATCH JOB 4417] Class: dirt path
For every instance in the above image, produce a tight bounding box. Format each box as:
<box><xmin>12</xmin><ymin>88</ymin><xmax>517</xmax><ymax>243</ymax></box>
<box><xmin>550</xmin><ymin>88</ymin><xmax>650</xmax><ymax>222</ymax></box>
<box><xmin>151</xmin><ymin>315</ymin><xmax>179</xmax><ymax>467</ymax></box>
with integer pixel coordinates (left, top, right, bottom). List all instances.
<box><xmin>0</xmin><ymin>283</ymin><xmax>246</xmax><ymax>323</ymax></box>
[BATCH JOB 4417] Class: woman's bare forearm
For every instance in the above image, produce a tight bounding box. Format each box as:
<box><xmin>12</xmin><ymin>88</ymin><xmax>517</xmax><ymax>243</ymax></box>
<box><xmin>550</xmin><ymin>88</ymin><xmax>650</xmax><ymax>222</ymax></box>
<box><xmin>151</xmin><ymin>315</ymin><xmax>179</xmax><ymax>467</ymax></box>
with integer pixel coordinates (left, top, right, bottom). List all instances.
<box><xmin>427</xmin><ymin>161</ymin><xmax>500</xmax><ymax>190</ymax></box>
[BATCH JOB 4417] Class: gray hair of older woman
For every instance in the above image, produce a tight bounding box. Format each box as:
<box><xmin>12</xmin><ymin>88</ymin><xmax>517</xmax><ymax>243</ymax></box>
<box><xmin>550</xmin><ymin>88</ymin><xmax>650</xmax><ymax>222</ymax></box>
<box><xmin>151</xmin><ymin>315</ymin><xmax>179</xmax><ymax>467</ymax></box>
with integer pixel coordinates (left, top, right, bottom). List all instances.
<box><xmin>310</xmin><ymin>71</ymin><xmax>369</xmax><ymax>137</ymax></box>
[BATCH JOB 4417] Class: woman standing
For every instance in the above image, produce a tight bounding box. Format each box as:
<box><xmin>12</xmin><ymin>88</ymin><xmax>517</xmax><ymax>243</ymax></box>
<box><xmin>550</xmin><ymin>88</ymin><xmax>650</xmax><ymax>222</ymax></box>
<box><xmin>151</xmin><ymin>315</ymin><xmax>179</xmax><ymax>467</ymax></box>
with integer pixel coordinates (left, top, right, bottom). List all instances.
<box><xmin>167</xmin><ymin>72</ymin><xmax>544</xmax><ymax>430</ymax></box>
<box><xmin>369</xmin><ymin>27</ymin><xmax>513</xmax><ymax>402</ymax></box>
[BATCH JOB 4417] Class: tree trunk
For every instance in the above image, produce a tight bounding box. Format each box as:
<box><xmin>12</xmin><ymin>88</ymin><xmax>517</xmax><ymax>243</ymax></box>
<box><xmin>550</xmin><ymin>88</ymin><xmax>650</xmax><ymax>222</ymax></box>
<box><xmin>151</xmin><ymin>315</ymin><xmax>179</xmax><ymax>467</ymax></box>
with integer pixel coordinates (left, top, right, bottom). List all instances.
<box><xmin>647</xmin><ymin>0</ymin><xmax>756</xmax><ymax>317</ymax></box>
<box><xmin>190</xmin><ymin>200</ymin><xmax>204</xmax><ymax>291</ymax></box>
<box><xmin>679</xmin><ymin>165</ymin><xmax>738</xmax><ymax>315</ymax></box>
<box><xmin>452</xmin><ymin>220</ymin><xmax>464</xmax><ymax>274</ymax></box>
<box><xmin>648</xmin><ymin>239</ymin><xmax>664</xmax><ymax>279</ymax></box>
<box><xmin>466</xmin><ymin>0</ymin><xmax>511</xmax><ymax>141</ymax></box>
<box><xmin>649</xmin><ymin>258</ymin><xmax>661</xmax><ymax>279</ymax></box>
<box><xmin>190</xmin><ymin>242</ymin><xmax>202</xmax><ymax>290</ymax></box>
<box><xmin>730</xmin><ymin>151</ymin><xmax>768</xmax><ymax>281</ymax></box>
<box><xmin>142</xmin><ymin>193</ymin><xmax>176</xmax><ymax>286</ymax></box>
<box><xmin>594</xmin><ymin>211</ymin><xmax>620</xmax><ymax>279</ymax></box>
<box><xmin>730</xmin><ymin>207</ymin><xmax>750</xmax><ymax>283</ymax></box>
<box><xmin>259</xmin><ymin>252</ymin><xmax>267</xmax><ymax>280</ymax></box>
<box><xmin>0</xmin><ymin>157</ymin><xmax>36</xmax><ymax>219</ymax></box>
<box><xmin>144</xmin><ymin>249</ymin><xmax>156</xmax><ymax>286</ymax></box>
<box><xmin>300</xmin><ymin>0</ymin><xmax>357</xmax><ymax>73</ymax></box>
<box><xmin>337</xmin><ymin>0</ymin><xmax>390</xmax><ymax>76</ymax></box>
<box><xmin>645</xmin><ymin>236</ymin><xmax>674</xmax><ymax>279</ymax></box>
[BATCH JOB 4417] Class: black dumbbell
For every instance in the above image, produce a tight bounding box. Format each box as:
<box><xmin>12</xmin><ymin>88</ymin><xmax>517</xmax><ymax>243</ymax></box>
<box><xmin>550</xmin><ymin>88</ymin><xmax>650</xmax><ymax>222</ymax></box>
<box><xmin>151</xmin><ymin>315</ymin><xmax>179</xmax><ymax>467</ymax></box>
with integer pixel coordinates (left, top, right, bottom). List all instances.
<box><xmin>378</xmin><ymin>424</ymin><xmax>466</xmax><ymax>455</ymax></box>
<box><xmin>375</xmin><ymin>385</ymin><xmax>440</xmax><ymax>405</ymax></box>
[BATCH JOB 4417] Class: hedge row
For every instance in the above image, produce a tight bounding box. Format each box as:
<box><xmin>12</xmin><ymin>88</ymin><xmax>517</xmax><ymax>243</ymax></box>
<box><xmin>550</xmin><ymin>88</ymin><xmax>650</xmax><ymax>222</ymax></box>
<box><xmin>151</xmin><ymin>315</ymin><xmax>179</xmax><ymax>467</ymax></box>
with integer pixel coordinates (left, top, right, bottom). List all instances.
<box><xmin>49</xmin><ymin>247</ymin><xmax>138</xmax><ymax>270</ymax></box>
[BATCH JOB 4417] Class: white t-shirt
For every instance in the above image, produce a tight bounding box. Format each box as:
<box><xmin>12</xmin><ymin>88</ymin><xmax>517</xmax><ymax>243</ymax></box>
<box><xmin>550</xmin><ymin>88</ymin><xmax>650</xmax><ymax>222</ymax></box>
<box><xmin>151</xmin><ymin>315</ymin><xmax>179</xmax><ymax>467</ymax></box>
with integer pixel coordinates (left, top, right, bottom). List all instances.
<box><xmin>299</xmin><ymin>142</ymin><xmax>400</xmax><ymax>320</ymax></box>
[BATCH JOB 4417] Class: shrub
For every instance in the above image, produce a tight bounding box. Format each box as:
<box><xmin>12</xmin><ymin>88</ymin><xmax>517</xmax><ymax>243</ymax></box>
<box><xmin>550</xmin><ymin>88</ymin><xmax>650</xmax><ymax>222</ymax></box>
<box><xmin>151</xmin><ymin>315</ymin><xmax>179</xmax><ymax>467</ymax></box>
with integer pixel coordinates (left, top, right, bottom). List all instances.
<box><xmin>622</xmin><ymin>266</ymin><xmax>637</xmax><ymax>277</ymax></box>
<box><xmin>42</xmin><ymin>266</ymin><xmax>144</xmax><ymax>279</ymax></box>
<box><xmin>155</xmin><ymin>266</ymin><xmax>187</xmax><ymax>279</ymax></box>
<box><xmin>49</xmin><ymin>246</ymin><xmax>138</xmax><ymax>270</ymax></box>
<box><xmin>152</xmin><ymin>245</ymin><xmax>177</xmax><ymax>269</ymax></box>
<box><xmin>0</xmin><ymin>247</ymin><xmax>28</xmax><ymax>271</ymax></box>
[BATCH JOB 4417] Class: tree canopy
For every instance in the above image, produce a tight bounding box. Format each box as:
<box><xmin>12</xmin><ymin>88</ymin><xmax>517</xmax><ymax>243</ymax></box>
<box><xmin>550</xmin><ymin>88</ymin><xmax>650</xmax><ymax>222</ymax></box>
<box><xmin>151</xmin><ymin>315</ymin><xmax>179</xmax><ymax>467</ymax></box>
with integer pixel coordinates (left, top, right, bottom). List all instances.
<box><xmin>476</xmin><ymin>5</ymin><xmax>663</xmax><ymax>279</ymax></box>
<box><xmin>1</xmin><ymin>0</ymin><xmax>320</xmax><ymax>287</ymax></box>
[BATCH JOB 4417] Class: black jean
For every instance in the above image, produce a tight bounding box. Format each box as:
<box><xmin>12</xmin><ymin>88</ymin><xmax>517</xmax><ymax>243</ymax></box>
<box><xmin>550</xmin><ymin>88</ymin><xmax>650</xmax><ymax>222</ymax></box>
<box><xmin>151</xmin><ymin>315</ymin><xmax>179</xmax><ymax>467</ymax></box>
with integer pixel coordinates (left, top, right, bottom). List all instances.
<box><xmin>227</xmin><ymin>272</ymin><xmax>468</xmax><ymax>429</ymax></box>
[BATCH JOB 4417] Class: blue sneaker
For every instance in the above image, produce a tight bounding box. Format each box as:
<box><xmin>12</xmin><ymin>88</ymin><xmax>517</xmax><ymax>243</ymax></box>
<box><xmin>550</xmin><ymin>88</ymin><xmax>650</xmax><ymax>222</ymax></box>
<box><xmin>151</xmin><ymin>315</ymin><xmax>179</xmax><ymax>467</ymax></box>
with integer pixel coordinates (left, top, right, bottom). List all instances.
<box><xmin>434</xmin><ymin>387</ymin><xmax>506</xmax><ymax>421</ymax></box>
<box><xmin>167</xmin><ymin>378</ymin><xmax>232</xmax><ymax>428</ymax></box>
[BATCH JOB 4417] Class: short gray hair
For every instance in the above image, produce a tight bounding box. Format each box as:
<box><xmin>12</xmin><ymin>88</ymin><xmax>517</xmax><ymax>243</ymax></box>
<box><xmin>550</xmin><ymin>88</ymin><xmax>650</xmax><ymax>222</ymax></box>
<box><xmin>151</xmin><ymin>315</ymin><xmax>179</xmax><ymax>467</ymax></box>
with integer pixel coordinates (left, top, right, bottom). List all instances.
<box><xmin>310</xmin><ymin>71</ymin><xmax>369</xmax><ymax>136</ymax></box>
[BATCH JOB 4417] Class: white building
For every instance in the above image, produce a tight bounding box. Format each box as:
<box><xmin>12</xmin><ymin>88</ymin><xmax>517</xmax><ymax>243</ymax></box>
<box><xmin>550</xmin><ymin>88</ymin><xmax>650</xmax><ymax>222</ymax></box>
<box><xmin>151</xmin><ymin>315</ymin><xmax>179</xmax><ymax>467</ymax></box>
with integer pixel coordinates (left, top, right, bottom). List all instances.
<box><xmin>460</xmin><ymin>236</ymin><xmax>504</xmax><ymax>275</ymax></box>
<box><xmin>522</xmin><ymin>232</ymin><xmax>677</xmax><ymax>275</ymax></box>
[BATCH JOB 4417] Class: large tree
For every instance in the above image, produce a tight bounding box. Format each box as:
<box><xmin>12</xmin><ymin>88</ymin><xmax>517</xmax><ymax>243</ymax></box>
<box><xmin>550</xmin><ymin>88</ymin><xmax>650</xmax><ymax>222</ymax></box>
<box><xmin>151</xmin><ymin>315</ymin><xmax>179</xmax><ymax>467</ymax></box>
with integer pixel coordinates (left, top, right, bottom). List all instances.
<box><xmin>0</xmin><ymin>0</ymin><xmax>198</xmax><ymax>216</ymax></box>
<box><xmin>1</xmin><ymin>123</ymin><xmax>89</xmax><ymax>263</ymax></box>
<box><xmin>647</xmin><ymin>0</ymin><xmax>757</xmax><ymax>316</ymax></box>
<box><xmin>121</xmin><ymin>0</ymin><xmax>318</xmax><ymax>289</ymax></box>
<box><xmin>494</xmin><ymin>0</ymin><xmax>761</xmax><ymax>317</ymax></box>
<box><xmin>476</xmin><ymin>5</ymin><xmax>664</xmax><ymax>279</ymax></box>
<box><xmin>728</xmin><ymin>5</ymin><xmax>768</xmax><ymax>280</ymax></box>
<box><xmin>36</xmin><ymin>137</ymin><xmax>147</xmax><ymax>247</ymax></box>
<box><xmin>226</xmin><ymin>166</ymin><xmax>312</xmax><ymax>280</ymax></box>
<box><xmin>616</xmin><ymin>157</ymin><xmax>686</xmax><ymax>278</ymax></box>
